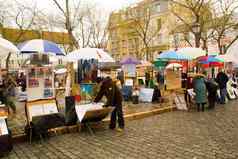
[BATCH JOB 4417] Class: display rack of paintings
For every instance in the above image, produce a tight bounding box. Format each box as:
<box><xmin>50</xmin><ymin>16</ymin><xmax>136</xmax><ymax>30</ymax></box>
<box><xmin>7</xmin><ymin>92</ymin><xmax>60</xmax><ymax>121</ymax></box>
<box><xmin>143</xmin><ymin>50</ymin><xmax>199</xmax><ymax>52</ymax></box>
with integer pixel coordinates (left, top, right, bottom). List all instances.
<box><xmin>26</xmin><ymin>66</ymin><xmax>55</xmax><ymax>101</ymax></box>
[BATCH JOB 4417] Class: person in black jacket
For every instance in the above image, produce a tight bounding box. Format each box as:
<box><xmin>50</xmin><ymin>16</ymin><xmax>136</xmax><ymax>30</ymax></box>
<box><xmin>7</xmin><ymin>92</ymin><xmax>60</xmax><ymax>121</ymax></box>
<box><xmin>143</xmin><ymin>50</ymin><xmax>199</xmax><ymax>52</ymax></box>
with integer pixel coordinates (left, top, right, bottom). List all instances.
<box><xmin>94</xmin><ymin>77</ymin><xmax>125</xmax><ymax>131</ymax></box>
<box><xmin>205</xmin><ymin>79</ymin><xmax>218</xmax><ymax>109</ymax></box>
<box><xmin>215</xmin><ymin>69</ymin><xmax>229</xmax><ymax>104</ymax></box>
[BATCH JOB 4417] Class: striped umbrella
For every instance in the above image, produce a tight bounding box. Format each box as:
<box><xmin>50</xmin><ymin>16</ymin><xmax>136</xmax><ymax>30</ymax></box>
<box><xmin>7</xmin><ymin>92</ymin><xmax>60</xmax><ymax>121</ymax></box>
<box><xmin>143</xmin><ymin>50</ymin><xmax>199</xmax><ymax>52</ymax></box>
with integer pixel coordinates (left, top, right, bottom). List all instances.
<box><xmin>18</xmin><ymin>39</ymin><xmax>64</xmax><ymax>56</ymax></box>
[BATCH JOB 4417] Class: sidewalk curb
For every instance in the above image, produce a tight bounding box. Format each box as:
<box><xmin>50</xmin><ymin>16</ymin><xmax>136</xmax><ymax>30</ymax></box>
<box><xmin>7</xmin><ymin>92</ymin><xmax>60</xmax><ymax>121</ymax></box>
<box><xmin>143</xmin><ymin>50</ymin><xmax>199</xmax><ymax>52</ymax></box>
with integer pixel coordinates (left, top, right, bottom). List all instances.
<box><xmin>12</xmin><ymin>106</ymin><xmax>176</xmax><ymax>143</ymax></box>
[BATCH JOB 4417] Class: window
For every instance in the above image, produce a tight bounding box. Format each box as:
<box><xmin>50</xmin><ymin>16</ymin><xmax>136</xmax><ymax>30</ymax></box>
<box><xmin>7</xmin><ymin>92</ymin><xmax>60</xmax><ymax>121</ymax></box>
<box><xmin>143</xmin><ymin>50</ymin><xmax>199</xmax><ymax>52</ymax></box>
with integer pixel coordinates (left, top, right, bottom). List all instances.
<box><xmin>157</xmin><ymin>19</ymin><xmax>162</xmax><ymax>31</ymax></box>
<box><xmin>155</xmin><ymin>3</ymin><xmax>161</xmax><ymax>13</ymax></box>
<box><xmin>152</xmin><ymin>3</ymin><xmax>161</xmax><ymax>13</ymax></box>
<box><xmin>121</xmin><ymin>40</ymin><xmax>127</xmax><ymax>48</ymax></box>
<box><xmin>158</xmin><ymin>33</ymin><xmax>162</xmax><ymax>43</ymax></box>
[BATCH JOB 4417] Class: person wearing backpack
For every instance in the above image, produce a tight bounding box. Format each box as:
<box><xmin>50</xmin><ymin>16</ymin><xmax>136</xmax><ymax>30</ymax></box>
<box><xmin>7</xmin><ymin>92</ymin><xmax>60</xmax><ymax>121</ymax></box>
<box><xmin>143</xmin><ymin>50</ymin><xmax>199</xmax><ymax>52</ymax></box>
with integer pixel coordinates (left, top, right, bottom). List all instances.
<box><xmin>205</xmin><ymin>79</ymin><xmax>218</xmax><ymax>109</ymax></box>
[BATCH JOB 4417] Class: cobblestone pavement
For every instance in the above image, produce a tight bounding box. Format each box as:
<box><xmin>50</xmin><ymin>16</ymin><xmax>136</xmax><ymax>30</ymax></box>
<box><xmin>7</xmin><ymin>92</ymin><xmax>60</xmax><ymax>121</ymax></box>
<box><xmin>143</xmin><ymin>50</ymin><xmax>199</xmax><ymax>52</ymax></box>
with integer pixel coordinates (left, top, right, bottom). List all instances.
<box><xmin>7</xmin><ymin>99</ymin><xmax>171</xmax><ymax>136</ymax></box>
<box><xmin>4</xmin><ymin>100</ymin><xmax>238</xmax><ymax>159</ymax></box>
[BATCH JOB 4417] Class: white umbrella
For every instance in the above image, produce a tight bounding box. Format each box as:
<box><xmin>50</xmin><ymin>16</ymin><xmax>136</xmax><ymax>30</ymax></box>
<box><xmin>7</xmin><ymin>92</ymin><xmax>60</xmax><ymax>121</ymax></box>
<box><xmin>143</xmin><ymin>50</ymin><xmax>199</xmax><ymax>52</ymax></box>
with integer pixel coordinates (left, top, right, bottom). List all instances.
<box><xmin>54</xmin><ymin>68</ymin><xmax>67</xmax><ymax>74</ymax></box>
<box><xmin>0</xmin><ymin>37</ymin><xmax>19</xmax><ymax>56</ymax></box>
<box><xmin>165</xmin><ymin>63</ymin><xmax>182</xmax><ymax>69</ymax></box>
<box><xmin>177</xmin><ymin>47</ymin><xmax>206</xmax><ymax>59</ymax></box>
<box><xmin>66</xmin><ymin>48</ymin><xmax>115</xmax><ymax>63</ymax></box>
<box><xmin>216</xmin><ymin>54</ymin><xmax>234</xmax><ymax>63</ymax></box>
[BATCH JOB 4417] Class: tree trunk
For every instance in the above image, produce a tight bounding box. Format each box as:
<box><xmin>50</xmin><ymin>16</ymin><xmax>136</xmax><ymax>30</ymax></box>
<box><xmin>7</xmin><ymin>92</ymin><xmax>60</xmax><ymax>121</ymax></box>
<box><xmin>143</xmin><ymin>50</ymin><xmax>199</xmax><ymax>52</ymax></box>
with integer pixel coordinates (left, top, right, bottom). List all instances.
<box><xmin>202</xmin><ymin>39</ymin><xmax>208</xmax><ymax>54</ymax></box>
<box><xmin>195</xmin><ymin>33</ymin><xmax>201</xmax><ymax>48</ymax></box>
<box><xmin>145</xmin><ymin>46</ymin><xmax>150</xmax><ymax>61</ymax></box>
<box><xmin>5</xmin><ymin>52</ymin><xmax>11</xmax><ymax>72</ymax></box>
<box><xmin>217</xmin><ymin>39</ymin><xmax>223</xmax><ymax>55</ymax></box>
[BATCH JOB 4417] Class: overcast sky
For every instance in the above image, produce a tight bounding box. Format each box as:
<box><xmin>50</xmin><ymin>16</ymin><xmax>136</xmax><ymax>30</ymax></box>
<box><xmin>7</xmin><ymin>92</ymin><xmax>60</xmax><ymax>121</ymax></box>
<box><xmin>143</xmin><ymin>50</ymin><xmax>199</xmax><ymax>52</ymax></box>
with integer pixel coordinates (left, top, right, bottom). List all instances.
<box><xmin>37</xmin><ymin>0</ymin><xmax>140</xmax><ymax>12</ymax></box>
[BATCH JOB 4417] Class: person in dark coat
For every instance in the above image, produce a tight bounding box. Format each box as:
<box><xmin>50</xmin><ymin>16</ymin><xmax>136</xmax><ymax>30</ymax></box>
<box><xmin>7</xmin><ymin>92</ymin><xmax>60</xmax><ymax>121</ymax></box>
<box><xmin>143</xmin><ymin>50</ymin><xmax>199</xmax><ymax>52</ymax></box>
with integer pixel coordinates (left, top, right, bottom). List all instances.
<box><xmin>205</xmin><ymin>79</ymin><xmax>218</xmax><ymax>109</ymax></box>
<box><xmin>192</xmin><ymin>74</ymin><xmax>207</xmax><ymax>112</ymax></box>
<box><xmin>145</xmin><ymin>72</ymin><xmax>150</xmax><ymax>87</ymax></box>
<box><xmin>117</xmin><ymin>70</ymin><xmax>124</xmax><ymax>86</ymax></box>
<box><xmin>94</xmin><ymin>77</ymin><xmax>125</xmax><ymax>131</ymax></box>
<box><xmin>215</xmin><ymin>69</ymin><xmax>228</xmax><ymax>104</ymax></box>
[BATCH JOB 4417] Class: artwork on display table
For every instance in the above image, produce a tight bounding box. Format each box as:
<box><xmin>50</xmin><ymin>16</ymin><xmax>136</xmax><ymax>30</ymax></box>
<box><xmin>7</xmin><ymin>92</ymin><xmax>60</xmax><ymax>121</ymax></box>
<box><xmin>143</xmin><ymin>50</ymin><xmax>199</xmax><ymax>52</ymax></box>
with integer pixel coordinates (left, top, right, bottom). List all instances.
<box><xmin>75</xmin><ymin>103</ymin><xmax>104</xmax><ymax>122</ymax></box>
<box><xmin>27</xmin><ymin>100</ymin><xmax>58</xmax><ymax>121</ymax></box>
<box><xmin>37</xmin><ymin>68</ymin><xmax>44</xmax><ymax>77</ymax></box>
<box><xmin>80</xmin><ymin>83</ymin><xmax>94</xmax><ymax>100</ymax></box>
<box><xmin>125</xmin><ymin>79</ymin><xmax>133</xmax><ymax>86</ymax></box>
<box><xmin>0</xmin><ymin>119</ymin><xmax>8</xmax><ymax>136</ymax></box>
<box><xmin>28</xmin><ymin>78</ymin><xmax>39</xmax><ymax>88</ymax></box>
<box><xmin>44</xmin><ymin>78</ymin><xmax>52</xmax><ymax>88</ymax></box>
<box><xmin>45</xmin><ymin>68</ymin><xmax>53</xmax><ymax>77</ymax></box>
<box><xmin>27</xmin><ymin>66</ymin><xmax>54</xmax><ymax>100</ymax></box>
<box><xmin>139</xmin><ymin>88</ymin><xmax>154</xmax><ymax>102</ymax></box>
<box><xmin>44</xmin><ymin>89</ymin><xmax>54</xmax><ymax>98</ymax></box>
<box><xmin>29</xmin><ymin>68</ymin><xmax>36</xmax><ymax>78</ymax></box>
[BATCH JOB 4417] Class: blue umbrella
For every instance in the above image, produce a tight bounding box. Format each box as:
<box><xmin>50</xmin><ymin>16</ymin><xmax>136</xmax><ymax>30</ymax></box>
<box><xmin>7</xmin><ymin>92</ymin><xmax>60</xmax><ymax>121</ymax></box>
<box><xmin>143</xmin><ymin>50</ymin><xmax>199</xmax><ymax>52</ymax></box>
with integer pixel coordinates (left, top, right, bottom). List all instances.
<box><xmin>157</xmin><ymin>50</ymin><xmax>191</xmax><ymax>60</ymax></box>
<box><xmin>18</xmin><ymin>39</ymin><xmax>64</xmax><ymax>56</ymax></box>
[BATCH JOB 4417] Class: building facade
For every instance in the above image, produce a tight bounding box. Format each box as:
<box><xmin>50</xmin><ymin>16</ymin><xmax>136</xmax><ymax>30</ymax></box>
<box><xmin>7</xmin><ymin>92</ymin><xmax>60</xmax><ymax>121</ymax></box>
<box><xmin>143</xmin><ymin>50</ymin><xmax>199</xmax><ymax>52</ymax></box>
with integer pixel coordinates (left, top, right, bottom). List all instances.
<box><xmin>107</xmin><ymin>0</ymin><xmax>238</xmax><ymax>62</ymax></box>
<box><xmin>107</xmin><ymin>0</ymin><xmax>172</xmax><ymax>62</ymax></box>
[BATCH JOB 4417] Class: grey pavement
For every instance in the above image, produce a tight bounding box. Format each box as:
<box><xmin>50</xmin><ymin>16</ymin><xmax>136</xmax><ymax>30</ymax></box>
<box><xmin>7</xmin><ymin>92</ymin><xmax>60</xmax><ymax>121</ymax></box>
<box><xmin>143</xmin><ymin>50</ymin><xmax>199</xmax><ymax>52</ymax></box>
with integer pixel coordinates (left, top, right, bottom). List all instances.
<box><xmin>4</xmin><ymin>100</ymin><xmax>238</xmax><ymax>159</ymax></box>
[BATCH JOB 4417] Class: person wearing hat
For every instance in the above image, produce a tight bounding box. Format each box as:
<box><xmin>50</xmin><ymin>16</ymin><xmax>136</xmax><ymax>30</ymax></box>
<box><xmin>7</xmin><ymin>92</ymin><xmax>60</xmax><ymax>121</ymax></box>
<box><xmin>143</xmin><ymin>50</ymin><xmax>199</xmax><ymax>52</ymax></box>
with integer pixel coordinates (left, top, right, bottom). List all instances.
<box><xmin>192</xmin><ymin>73</ymin><xmax>207</xmax><ymax>112</ymax></box>
<box><xmin>94</xmin><ymin>77</ymin><xmax>125</xmax><ymax>131</ymax></box>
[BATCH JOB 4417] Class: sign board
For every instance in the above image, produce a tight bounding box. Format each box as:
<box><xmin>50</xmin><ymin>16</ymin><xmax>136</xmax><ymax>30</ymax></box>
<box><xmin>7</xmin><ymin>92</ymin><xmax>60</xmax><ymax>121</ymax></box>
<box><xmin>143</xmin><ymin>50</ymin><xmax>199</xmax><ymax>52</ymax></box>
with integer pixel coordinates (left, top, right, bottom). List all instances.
<box><xmin>174</xmin><ymin>94</ymin><xmax>187</xmax><ymax>110</ymax></box>
<box><xmin>26</xmin><ymin>99</ymin><xmax>58</xmax><ymax>121</ymax></box>
<box><xmin>0</xmin><ymin>119</ymin><xmax>8</xmax><ymax>136</ymax></box>
<box><xmin>165</xmin><ymin>70</ymin><xmax>181</xmax><ymax>90</ymax></box>
<box><xmin>122</xmin><ymin>64</ymin><xmax>136</xmax><ymax>77</ymax></box>
<box><xmin>139</xmin><ymin>88</ymin><xmax>154</xmax><ymax>102</ymax></box>
<box><xmin>125</xmin><ymin>79</ymin><xmax>133</xmax><ymax>86</ymax></box>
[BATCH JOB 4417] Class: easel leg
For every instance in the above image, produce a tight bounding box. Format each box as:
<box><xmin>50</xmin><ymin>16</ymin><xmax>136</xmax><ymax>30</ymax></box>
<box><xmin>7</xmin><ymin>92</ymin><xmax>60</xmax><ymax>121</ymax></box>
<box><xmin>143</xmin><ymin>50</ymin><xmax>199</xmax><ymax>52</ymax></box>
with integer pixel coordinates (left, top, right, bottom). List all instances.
<box><xmin>85</xmin><ymin>123</ymin><xmax>94</xmax><ymax>136</ymax></box>
<box><xmin>29</xmin><ymin>128</ymin><xmax>32</xmax><ymax>144</ymax></box>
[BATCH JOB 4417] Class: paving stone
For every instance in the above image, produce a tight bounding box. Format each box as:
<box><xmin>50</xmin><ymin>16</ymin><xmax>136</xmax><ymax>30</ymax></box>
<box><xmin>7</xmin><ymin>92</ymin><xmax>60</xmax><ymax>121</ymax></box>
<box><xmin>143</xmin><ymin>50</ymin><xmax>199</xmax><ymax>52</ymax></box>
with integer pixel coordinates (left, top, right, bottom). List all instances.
<box><xmin>4</xmin><ymin>100</ymin><xmax>238</xmax><ymax>159</ymax></box>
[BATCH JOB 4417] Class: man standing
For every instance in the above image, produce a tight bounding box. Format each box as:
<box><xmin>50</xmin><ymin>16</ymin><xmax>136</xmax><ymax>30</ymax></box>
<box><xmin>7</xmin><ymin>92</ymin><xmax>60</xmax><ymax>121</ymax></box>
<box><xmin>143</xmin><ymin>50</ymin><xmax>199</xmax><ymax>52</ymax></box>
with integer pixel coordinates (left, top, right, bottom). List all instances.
<box><xmin>205</xmin><ymin>79</ymin><xmax>218</xmax><ymax>109</ymax></box>
<box><xmin>216</xmin><ymin>69</ymin><xmax>229</xmax><ymax>104</ymax></box>
<box><xmin>94</xmin><ymin>77</ymin><xmax>125</xmax><ymax>131</ymax></box>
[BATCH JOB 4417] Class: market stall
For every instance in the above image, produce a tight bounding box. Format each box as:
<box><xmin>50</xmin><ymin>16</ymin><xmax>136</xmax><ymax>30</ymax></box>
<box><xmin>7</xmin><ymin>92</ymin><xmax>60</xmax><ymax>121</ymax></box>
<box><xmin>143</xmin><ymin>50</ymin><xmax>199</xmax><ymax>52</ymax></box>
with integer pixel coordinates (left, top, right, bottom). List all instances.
<box><xmin>120</xmin><ymin>56</ymin><xmax>140</xmax><ymax>101</ymax></box>
<box><xmin>64</xmin><ymin>48</ymin><xmax>115</xmax><ymax>128</ymax></box>
<box><xmin>17</xmin><ymin>39</ymin><xmax>67</xmax><ymax>141</ymax></box>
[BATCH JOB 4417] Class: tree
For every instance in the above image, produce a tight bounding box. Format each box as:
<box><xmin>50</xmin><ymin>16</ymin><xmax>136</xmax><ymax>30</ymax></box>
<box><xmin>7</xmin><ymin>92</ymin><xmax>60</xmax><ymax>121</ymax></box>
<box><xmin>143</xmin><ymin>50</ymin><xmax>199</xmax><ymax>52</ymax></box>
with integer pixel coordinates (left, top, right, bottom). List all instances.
<box><xmin>129</xmin><ymin>2</ymin><xmax>161</xmax><ymax>61</ymax></box>
<box><xmin>170</xmin><ymin>0</ymin><xmax>213</xmax><ymax>48</ymax></box>
<box><xmin>88</xmin><ymin>8</ymin><xmax>108</xmax><ymax>49</ymax></box>
<box><xmin>52</xmin><ymin>0</ymin><xmax>82</xmax><ymax>50</ymax></box>
<box><xmin>0</xmin><ymin>0</ymin><xmax>40</xmax><ymax>70</ymax></box>
<box><xmin>210</xmin><ymin>0</ymin><xmax>238</xmax><ymax>54</ymax></box>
